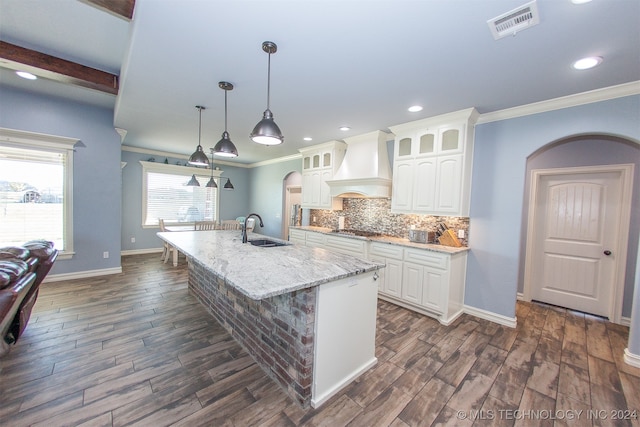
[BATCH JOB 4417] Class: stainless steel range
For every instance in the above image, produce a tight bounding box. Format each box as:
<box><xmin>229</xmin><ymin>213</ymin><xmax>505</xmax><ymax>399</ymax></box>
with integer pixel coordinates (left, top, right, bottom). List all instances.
<box><xmin>331</xmin><ymin>229</ymin><xmax>382</xmax><ymax>237</ymax></box>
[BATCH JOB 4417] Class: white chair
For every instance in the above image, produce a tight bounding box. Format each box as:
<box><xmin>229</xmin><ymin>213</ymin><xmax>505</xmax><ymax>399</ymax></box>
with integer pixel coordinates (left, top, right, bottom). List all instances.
<box><xmin>194</xmin><ymin>221</ymin><xmax>217</xmax><ymax>231</ymax></box>
<box><xmin>158</xmin><ymin>219</ymin><xmax>175</xmax><ymax>264</ymax></box>
<box><xmin>220</xmin><ymin>220</ymin><xmax>242</xmax><ymax>230</ymax></box>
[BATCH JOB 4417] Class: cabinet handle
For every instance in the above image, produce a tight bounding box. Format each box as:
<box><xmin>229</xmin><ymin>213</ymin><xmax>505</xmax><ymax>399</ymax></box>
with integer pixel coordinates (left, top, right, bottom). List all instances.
<box><xmin>373</xmin><ymin>271</ymin><xmax>379</xmax><ymax>281</ymax></box>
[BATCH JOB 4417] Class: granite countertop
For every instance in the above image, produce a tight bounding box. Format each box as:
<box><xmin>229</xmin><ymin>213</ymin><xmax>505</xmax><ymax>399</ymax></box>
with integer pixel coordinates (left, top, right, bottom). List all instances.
<box><xmin>291</xmin><ymin>226</ymin><xmax>470</xmax><ymax>254</ymax></box>
<box><xmin>157</xmin><ymin>230</ymin><xmax>383</xmax><ymax>300</ymax></box>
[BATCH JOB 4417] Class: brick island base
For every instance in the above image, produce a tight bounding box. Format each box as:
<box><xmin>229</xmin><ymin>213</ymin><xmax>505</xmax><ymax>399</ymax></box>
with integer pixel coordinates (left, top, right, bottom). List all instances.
<box><xmin>188</xmin><ymin>258</ymin><xmax>379</xmax><ymax>408</ymax></box>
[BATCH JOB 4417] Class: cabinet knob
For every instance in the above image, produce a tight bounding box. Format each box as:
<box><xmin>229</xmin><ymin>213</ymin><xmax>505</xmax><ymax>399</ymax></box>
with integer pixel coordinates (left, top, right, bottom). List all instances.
<box><xmin>373</xmin><ymin>271</ymin><xmax>379</xmax><ymax>281</ymax></box>
<box><xmin>604</xmin><ymin>250</ymin><xmax>612</xmax><ymax>256</ymax></box>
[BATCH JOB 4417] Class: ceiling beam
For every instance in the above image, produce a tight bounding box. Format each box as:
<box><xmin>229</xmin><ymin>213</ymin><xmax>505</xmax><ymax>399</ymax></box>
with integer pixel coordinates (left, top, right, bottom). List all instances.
<box><xmin>0</xmin><ymin>41</ymin><xmax>118</xmax><ymax>95</ymax></box>
<box><xmin>79</xmin><ymin>0</ymin><xmax>135</xmax><ymax>20</ymax></box>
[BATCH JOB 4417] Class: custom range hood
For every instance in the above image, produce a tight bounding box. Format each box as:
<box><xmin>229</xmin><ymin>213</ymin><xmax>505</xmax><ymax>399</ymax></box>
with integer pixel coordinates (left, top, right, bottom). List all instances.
<box><xmin>325</xmin><ymin>130</ymin><xmax>393</xmax><ymax>198</ymax></box>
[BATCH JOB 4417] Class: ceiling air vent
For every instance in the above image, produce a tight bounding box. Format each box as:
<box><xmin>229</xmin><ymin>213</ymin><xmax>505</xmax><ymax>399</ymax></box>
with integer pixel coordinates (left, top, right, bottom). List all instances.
<box><xmin>488</xmin><ymin>0</ymin><xmax>540</xmax><ymax>40</ymax></box>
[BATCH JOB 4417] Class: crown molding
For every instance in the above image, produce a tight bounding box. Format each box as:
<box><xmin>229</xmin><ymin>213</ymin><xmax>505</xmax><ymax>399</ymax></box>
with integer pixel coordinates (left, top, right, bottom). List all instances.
<box><xmin>477</xmin><ymin>81</ymin><xmax>640</xmax><ymax>124</ymax></box>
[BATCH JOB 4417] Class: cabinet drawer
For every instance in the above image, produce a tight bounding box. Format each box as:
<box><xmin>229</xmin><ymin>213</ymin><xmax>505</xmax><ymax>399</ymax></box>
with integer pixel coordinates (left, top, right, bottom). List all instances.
<box><xmin>404</xmin><ymin>248</ymin><xmax>448</xmax><ymax>270</ymax></box>
<box><xmin>369</xmin><ymin>242</ymin><xmax>403</xmax><ymax>260</ymax></box>
<box><xmin>325</xmin><ymin>235</ymin><xmax>367</xmax><ymax>257</ymax></box>
<box><xmin>305</xmin><ymin>231</ymin><xmax>326</xmax><ymax>247</ymax></box>
<box><xmin>289</xmin><ymin>229</ymin><xmax>306</xmax><ymax>242</ymax></box>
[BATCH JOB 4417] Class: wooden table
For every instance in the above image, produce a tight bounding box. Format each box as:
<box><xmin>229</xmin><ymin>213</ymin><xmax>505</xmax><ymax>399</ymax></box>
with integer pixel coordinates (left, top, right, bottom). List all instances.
<box><xmin>163</xmin><ymin>225</ymin><xmax>194</xmax><ymax>265</ymax></box>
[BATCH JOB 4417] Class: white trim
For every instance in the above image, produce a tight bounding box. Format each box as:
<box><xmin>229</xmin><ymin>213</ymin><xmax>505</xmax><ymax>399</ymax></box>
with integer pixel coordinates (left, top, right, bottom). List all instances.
<box><xmin>0</xmin><ymin>127</ymin><xmax>76</xmax><ymax>256</ymax></box>
<box><xmin>517</xmin><ymin>292</ymin><xmax>525</xmax><ymax>301</ymax></box>
<box><xmin>523</xmin><ymin>164</ymin><xmax>634</xmax><ymax>324</ymax></box>
<box><xmin>477</xmin><ymin>81</ymin><xmax>640</xmax><ymax>124</ymax></box>
<box><xmin>623</xmin><ymin>348</ymin><xmax>640</xmax><ymax>369</ymax></box>
<box><xmin>250</xmin><ymin>153</ymin><xmax>301</xmax><ymax>168</ymax></box>
<box><xmin>620</xmin><ymin>316</ymin><xmax>631</xmax><ymax>327</ymax></box>
<box><xmin>0</xmin><ymin>127</ymin><xmax>79</xmax><ymax>149</ymax></box>
<box><xmin>122</xmin><ymin>144</ymin><xmax>300</xmax><ymax>169</ymax></box>
<box><xmin>44</xmin><ymin>267</ymin><xmax>122</xmax><ymax>283</ymax></box>
<box><xmin>121</xmin><ymin>248</ymin><xmax>163</xmax><ymax>256</ymax></box>
<box><xmin>311</xmin><ymin>357</ymin><xmax>377</xmax><ymax>408</ymax></box>
<box><xmin>123</xmin><ymin>145</ymin><xmax>252</xmax><ymax>168</ymax></box>
<box><xmin>463</xmin><ymin>304</ymin><xmax>517</xmax><ymax>328</ymax></box>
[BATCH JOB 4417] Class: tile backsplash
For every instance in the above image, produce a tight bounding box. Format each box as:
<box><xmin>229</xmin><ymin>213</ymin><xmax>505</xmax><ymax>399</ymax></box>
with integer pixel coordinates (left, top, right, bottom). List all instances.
<box><xmin>309</xmin><ymin>198</ymin><xmax>469</xmax><ymax>246</ymax></box>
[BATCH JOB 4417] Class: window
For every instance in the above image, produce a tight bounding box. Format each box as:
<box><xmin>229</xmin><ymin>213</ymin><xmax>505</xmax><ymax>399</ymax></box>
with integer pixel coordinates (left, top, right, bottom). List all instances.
<box><xmin>0</xmin><ymin>128</ymin><xmax>76</xmax><ymax>259</ymax></box>
<box><xmin>140</xmin><ymin>161</ymin><xmax>221</xmax><ymax>227</ymax></box>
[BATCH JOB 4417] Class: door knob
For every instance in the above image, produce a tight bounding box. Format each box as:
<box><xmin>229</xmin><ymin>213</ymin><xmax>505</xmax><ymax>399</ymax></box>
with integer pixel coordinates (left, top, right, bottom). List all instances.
<box><xmin>604</xmin><ymin>250</ymin><xmax>612</xmax><ymax>256</ymax></box>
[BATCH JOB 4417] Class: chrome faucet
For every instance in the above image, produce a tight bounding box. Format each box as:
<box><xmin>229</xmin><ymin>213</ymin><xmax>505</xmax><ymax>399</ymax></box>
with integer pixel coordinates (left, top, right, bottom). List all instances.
<box><xmin>242</xmin><ymin>213</ymin><xmax>264</xmax><ymax>243</ymax></box>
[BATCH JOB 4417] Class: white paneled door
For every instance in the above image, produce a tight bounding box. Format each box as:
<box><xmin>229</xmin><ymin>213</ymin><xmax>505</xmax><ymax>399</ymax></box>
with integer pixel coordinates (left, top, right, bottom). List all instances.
<box><xmin>528</xmin><ymin>170</ymin><xmax>624</xmax><ymax>317</ymax></box>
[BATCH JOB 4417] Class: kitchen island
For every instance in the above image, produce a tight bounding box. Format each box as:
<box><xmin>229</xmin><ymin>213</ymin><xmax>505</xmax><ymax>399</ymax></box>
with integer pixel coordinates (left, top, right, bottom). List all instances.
<box><xmin>157</xmin><ymin>230</ymin><xmax>383</xmax><ymax>408</ymax></box>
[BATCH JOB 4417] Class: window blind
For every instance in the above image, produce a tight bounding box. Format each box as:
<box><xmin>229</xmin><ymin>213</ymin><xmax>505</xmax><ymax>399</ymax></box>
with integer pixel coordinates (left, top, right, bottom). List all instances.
<box><xmin>0</xmin><ymin>145</ymin><xmax>66</xmax><ymax>248</ymax></box>
<box><xmin>144</xmin><ymin>170</ymin><xmax>217</xmax><ymax>226</ymax></box>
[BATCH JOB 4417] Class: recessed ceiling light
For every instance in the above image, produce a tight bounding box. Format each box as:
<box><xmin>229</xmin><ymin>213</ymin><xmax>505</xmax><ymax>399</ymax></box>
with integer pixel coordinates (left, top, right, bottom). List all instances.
<box><xmin>571</xmin><ymin>0</ymin><xmax>592</xmax><ymax>4</ymax></box>
<box><xmin>339</xmin><ymin>126</ymin><xmax>350</xmax><ymax>131</ymax></box>
<box><xmin>408</xmin><ymin>105</ymin><xmax>423</xmax><ymax>112</ymax></box>
<box><xmin>16</xmin><ymin>71</ymin><xmax>37</xmax><ymax>80</ymax></box>
<box><xmin>572</xmin><ymin>56</ymin><xmax>603</xmax><ymax>70</ymax></box>
<box><xmin>303</xmin><ymin>137</ymin><xmax>312</xmax><ymax>141</ymax></box>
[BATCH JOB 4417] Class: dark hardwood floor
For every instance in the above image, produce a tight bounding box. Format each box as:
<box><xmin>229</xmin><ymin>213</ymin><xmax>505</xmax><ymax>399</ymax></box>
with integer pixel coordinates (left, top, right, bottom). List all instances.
<box><xmin>1</xmin><ymin>253</ymin><xmax>638</xmax><ymax>426</ymax></box>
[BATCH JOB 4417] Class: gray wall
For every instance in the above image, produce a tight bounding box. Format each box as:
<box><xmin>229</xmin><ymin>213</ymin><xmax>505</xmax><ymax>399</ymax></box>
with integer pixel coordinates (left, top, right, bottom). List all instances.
<box><xmin>120</xmin><ymin>150</ymin><xmax>250</xmax><ymax>252</ymax></box>
<box><xmin>466</xmin><ymin>95</ymin><xmax>640</xmax><ymax>320</ymax></box>
<box><xmin>248</xmin><ymin>158</ymin><xmax>301</xmax><ymax>238</ymax></box>
<box><xmin>0</xmin><ymin>86</ymin><xmax>122</xmax><ymax>275</ymax></box>
<box><xmin>519</xmin><ymin>136</ymin><xmax>639</xmax><ymax>317</ymax></box>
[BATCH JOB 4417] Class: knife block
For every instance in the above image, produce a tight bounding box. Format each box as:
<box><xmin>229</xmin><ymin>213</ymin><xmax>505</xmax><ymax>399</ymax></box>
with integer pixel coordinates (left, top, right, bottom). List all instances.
<box><xmin>438</xmin><ymin>229</ymin><xmax>462</xmax><ymax>247</ymax></box>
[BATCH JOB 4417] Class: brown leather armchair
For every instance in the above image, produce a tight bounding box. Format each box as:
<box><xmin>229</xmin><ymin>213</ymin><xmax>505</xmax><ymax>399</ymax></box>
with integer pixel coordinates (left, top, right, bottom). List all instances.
<box><xmin>0</xmin><ymin>240</ymin><xmax>58</xmax><ymax>357</ymax></box>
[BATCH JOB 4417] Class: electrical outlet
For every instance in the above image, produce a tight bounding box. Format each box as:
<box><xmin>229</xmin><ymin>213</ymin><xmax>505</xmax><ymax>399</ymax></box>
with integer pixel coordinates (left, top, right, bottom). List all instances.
<box><xmin>103</xmin><ymin>251</ymin><xmax>109</xmax><ymax>259</ymax></box>
<box><xmin>130</xmin><ymin>237</ymin><xmax>136</xmax><ymax>243</ymax></box>
<box><xmin>458</xmin><ymin>229</ymin><xmax>465</xmax><ymax>239</ymax></box>
<box><xmin>313</xmin><ymin>216</ymin><xmax>316</xmax><ymax>222</ymax></box>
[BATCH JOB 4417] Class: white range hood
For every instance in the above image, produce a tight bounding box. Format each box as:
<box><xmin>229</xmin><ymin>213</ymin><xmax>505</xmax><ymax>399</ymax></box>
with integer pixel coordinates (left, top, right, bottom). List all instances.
<box><xmin>325</xmin><ymin>130</ymin><xmax>393</xmax><ymax>198</ymax></box>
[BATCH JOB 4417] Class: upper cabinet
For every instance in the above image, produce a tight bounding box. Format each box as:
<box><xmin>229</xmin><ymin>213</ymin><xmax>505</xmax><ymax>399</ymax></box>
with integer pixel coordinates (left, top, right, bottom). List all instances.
<box><xmin>299</xmin><ymin>141</ymin><xmax>347</xmax><ymax>210</ymax></box>
<box><xmin>389</xmin><ymin>108</ymin><xmax>479</xmax><ymax>216</ymax></box>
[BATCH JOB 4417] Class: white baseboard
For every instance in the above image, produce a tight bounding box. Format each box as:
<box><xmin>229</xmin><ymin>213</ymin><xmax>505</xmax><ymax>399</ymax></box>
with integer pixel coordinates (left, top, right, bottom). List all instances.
<box><xmin>310</xmin><ymin>357</ymin><xmax>377</xmax><ymax>409</ymax></box>
<box><xmin>620</xmin><ymin>316</ymin><xmax>631</xmax><ymax>327</ymax></box>
<box><xmin>623</xmin><ymin>348</ymin><xmax>640</xmax><ymax>369</ymax></box>
<box><xmin>121</xmin><ymin>248</ymin><xmax>163</xmax><ymax>256</ymax></box>
<box><xmin>517</xmin><ymin>292</ymin><xmax>525</xmax><ymax>301</ymax></box>
<box><xmin>44</xmin><ymin>267</ymin><xmax>122</xmax><ymax>283</ymax></box>
<box><xmin>464</xmin><ymin>304</ymin><xmax>517</xmax><ymax>328</ymax></box>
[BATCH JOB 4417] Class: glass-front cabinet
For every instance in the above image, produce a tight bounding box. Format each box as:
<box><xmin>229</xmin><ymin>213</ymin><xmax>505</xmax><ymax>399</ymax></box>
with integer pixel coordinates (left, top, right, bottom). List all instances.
<box><xmin>389</xmin><ymin>108</ymin><xmax>478</xmax><ymax>216</ymax></box>
<box><xmin>299</xmin><ymin>141</ymin><xmax>347</xmax><ymax>210</ymax></box>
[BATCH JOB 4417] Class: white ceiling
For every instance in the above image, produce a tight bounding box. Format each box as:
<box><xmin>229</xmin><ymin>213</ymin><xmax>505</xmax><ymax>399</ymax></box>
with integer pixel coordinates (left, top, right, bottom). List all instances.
<box><xmin>1</xmin><ymin>0</ymin><xmax>639</xmax><ymax>164</ymax></box>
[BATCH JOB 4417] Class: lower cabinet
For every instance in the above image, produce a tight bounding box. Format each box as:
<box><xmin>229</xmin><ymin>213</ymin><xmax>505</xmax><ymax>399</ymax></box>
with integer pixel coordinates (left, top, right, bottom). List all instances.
<box><xmin>290</xmin><ymin>229</ymin><xmax>466</xmax><ymax>325</ymax></box>
<box><xmin>372</xmin><ymin>243</ymin><xmax>466</xmax><ymax>326</ymax></box>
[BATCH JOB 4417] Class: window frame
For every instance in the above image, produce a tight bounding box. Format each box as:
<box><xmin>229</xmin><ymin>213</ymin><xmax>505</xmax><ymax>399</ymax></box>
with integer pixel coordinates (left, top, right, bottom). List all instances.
<box><xmin>0</xmin><ymin>127</ymin><xmax>77</xmax><ymax>260</ymax></box>
<box><xmin>140</xmin><ymin>160</ymin><xmax>222</xmax><ymax>228</ymax></box>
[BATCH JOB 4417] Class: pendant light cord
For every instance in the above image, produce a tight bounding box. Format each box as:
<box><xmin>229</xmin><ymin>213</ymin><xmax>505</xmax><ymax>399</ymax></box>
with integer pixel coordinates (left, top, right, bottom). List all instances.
<box><xmin>224</xmin><ymin>89</ymin><xmax>228</xmax><ymax>131</ymax></box>
<box><xmin>266</xmin><ymin>51</ymin><xmax>271</xmax><ymax>111</ymax></box>
<box><xmin>198</xmin><ymin>106</ymin><xmax>202</xmax><ymax>146</ymax></box>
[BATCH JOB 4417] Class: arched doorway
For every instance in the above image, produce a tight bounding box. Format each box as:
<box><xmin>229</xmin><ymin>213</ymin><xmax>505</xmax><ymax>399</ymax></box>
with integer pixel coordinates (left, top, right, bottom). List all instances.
<box><xmin>282</xmin><ymin>171</ymin><xmax>302</xmax><ymax>240</ymax></box>
<box><xmin>520</xmin><ymin>134</ymin><xmax>639</xmax><ymax>323</ymax></box>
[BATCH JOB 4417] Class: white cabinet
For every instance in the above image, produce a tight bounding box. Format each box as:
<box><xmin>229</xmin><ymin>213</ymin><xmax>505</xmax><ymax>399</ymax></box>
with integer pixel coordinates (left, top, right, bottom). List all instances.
<box><xmin>289</xmin><ymin>228</ymin><xmax>306</xmax><ymax>245</ymax></box>
<box><xmin>389</xmin><ymin>108</ymin><xmax>478</xmax><ymax>216</ymax></box>
<box><xmin>369</xmin><ymin>242</ymin><xmax>403</xmax><ymax>298</ymax></box>
<box><xmin>299</xmin><ymin>141</ymin><xmax>347</xmax><ymax>210</ymax></box>
<box><xmin>374</xmin><ymin>243</ymin><xmax>467</xmax><ymax>326</ymax></box>
<box><xmin>289</xmin><ymin>229</ymin><xmax>467</xmax><ymax>325</ymax></box>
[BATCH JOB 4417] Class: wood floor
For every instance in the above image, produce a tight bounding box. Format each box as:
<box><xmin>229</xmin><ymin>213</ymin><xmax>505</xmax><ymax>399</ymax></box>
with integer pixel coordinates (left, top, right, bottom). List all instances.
<box><xmin>1</xmin><ymin>253</ymin><xmax>638</xmax><ymax>427</ymax></box>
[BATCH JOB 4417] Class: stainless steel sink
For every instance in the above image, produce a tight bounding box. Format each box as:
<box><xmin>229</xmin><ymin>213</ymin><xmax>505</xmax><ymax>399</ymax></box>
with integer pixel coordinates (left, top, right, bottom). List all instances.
<box><xmin>248</xmin><ymin>239</ymin><xmax>289</xmax><ymax>247</ymax></box>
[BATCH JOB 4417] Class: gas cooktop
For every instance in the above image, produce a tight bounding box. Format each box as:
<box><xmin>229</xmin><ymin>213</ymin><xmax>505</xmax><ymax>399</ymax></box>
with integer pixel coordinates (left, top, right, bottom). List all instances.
<box><xmin>330</xmin><ymin>229</ymin><xmax>382</xmax><ymax>237</ymax></box>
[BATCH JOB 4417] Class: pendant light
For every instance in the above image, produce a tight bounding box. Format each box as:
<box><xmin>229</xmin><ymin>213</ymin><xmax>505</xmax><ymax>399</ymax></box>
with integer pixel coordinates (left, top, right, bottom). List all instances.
<box><xmin>186</xmin><ymin>174</ymin><xmax>200</xmax><ymax>186</ymax></box>
<box><xmin>224</xmin><ymin>178</ymin><xmax>234</xmax><ymax>190</ymax></box>
<box><xmin>213</xmin><ymin>82</ymin><xmax>239</xmax><ymax>158</ymax></box>
<box><xmin>188</xmin><ymin>106</ymin><xmax>211</xmax><ymax>166</ymax></box>
<box><xmin>250</xmin><ymin>41</ymin><xmax>284</xmax><ymax>145</ymax></box>
<box><xmin>205</xmin><ymin>149</ymin><xmax>217</xmax><ymax>188</ymax></box>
